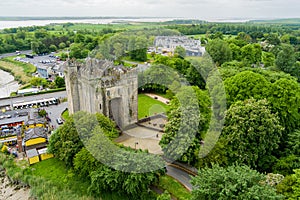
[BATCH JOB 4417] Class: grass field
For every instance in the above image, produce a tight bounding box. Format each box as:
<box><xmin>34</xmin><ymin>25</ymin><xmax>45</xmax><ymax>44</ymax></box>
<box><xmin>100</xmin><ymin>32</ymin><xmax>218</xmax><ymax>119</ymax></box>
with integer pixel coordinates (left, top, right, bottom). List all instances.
<box><xmin>138</xmin><ymin>94</ymin><xmax>169</xmax><ymax>119</ymax></box>
<box><xmin>157</xmin><ymin>175</ymin><xmax>192</xmax><ymax>200</ymax></box>
<box><xmin>29</xmin><ymin>158</ymin><xmax>142</xmax><ymax>200</ymax></box>
<box><xmin>0</xmin><ymin>56</ymin><xmax>36</xmax><ymax>85</ymax></box>
<box><xmin>52</xmin><ymin>23</ymin><xmax>158</xmax><ymax>32</ymax></box>
<box><xmin>29</xmin><ymin>158</ymin><xmax>92</xmax><ymax>197</ymax></box>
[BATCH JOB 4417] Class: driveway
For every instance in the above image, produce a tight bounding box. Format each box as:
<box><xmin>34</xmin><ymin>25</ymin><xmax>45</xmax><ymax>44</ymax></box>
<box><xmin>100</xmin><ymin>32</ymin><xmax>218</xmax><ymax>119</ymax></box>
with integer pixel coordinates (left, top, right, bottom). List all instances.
<box><xmin>44</xmin><ymin>102</ymin><xmax>68</xmax><ymax>129</ymax></box>
<box><xmin>166</xmin><ymin>164</ymin><xmax>193</xmax><ymax>191</ymax></box>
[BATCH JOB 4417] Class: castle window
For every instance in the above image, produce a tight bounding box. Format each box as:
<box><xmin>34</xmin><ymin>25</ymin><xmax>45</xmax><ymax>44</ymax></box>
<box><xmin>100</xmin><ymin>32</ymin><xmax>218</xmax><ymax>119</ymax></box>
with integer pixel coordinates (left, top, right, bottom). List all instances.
<box><xmin>107</xmin><ymin>91</ymin><xmax>110</xmax><ymax>96</ymax></box>
<box><xmin>99</xmin><ymin>104</ymin><xmax>102</xmax><ymax>110</ymax></box>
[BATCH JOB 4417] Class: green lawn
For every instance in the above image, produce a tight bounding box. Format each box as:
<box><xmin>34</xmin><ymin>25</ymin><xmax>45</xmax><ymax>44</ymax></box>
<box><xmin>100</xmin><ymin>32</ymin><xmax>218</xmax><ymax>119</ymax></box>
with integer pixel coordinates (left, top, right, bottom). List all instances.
<box><xmin>29</xmin><ymin>158</ymin><xmax>92</xmax><ymax>197</ymax></box>
<box><xmin>138</xmin><ymin>94</ymin><xmax>169</xmax><ymax>119</ymax></box>
<box><xmin>0</xmin><ymin>56</ymin><xmax>36</xmax><ymax>85</ymax></box>
<box><xmin>3</xmin><ymin>56</ymin><xmax>36</xmax><ymax>74</ymax></box>
<box><xmin>157</xmin><ymin>175</ymin><xmax>192</xmax><ymax>200</ymax></box>
<box><xmin>61</xmin><ymin>109</ymin><xmax>70</xmax><ymax>121</ymax></box>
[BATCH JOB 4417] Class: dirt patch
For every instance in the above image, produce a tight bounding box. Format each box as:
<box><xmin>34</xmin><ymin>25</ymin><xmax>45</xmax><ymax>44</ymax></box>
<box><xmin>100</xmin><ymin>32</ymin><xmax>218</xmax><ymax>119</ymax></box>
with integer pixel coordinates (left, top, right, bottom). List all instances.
<box><xmin>0</xmin><ymin>170</ymin><xmax>30</xmax><ymax>200</ymax></box>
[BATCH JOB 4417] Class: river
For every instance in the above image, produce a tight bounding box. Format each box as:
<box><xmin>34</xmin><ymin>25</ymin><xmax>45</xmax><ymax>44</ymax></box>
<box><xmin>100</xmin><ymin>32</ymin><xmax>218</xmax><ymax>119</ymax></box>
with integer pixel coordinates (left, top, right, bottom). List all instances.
<box><xmin>0</xmin><ymin>18</ymin><xmax>178</xmax><ymax>30</ymax></box>
<box><xmin>0</xmin><ymin>70</ymin><xmax>19</xmax><ymax>99</ymax></box>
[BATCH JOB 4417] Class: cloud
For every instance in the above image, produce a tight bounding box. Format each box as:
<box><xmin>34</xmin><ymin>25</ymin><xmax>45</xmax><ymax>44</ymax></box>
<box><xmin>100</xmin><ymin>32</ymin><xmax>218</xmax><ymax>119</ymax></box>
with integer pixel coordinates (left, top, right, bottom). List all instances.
<box><xmin>0</xmin><ymin>0</ymin><xmax>299</xmax><ymax>19</ymax></box>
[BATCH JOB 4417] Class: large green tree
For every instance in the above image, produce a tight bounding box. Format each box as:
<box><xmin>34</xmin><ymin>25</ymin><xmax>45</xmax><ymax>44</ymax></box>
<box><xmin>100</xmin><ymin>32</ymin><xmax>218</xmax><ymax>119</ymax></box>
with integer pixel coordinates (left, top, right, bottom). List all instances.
<box><xmin>48</xmin><ymin>117</ymin><xmax>83</xmax><ymax>167</ymax></box>
<box><xmin>191</xmin><ymin>164</ymin><xmax>283</xmax><ymax>200</ymax></box>
<box><xmin>160</xmin><ymin>86</ymin><xmax>211</xmax><ymax>165</ymax></box>
<box><xmin>268</xmin><ymin>78</ymin><xmax>300</xmax><ymax>136</ymax></box>
<box><xmin>222</xmin><ymin>98</ymin><xmax>283</xmax><ymax>171</ymax></box>
<box><xmin>224</xmin><ymin>71</ymin><xmax>270</xmax><ymax>106</ymax></box>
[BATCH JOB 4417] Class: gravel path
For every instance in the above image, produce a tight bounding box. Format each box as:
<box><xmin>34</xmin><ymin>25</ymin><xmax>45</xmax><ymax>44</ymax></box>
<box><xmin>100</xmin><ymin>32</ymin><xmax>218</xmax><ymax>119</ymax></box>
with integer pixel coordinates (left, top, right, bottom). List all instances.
<box><xmin>144</xmin><ymin>93</ymin><xmax>170</xmax><ymax>104</ymax></box>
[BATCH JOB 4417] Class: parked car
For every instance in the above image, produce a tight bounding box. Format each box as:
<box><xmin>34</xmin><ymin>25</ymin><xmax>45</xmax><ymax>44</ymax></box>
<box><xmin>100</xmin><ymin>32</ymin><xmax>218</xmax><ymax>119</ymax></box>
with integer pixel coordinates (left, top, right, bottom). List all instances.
<box><xmin>56</xmin><ymin>118</ymin><xmax>64</xmax><ymax>125</ymax></box>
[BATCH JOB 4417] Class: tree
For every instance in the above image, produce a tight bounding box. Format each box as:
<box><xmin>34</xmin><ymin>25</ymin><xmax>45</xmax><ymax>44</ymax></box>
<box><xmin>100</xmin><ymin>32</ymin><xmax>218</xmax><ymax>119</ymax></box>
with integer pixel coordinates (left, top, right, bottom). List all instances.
<box><xmin>268</xmin><ymin>78</ymin><xmax>300</xmax><ymax>136</ymax></box>
<box><xmin>174</xmin><ymin>46</ymin><xmax>186</xmax><ymax>58</ymax></box>
<box><xmin>286</xmin><ymin>130</ymin><xmax>300</xmax><ymax>156</ymax></box>
<box><xmin>275</xmin><ymin>44</ymin><xmax>296</xmax><ymax>74</ymax></box>
<box><xmin>222</xmin><ymin>98</ymin><xmax>283</xmax><ymax>171</ymax></box>
<box><xmin>47</xmin><ymin>117</ymin><xmax>84</xmax><ymax>167</ymax></box>
<box><xmin>240</xmin><ymin>43</ymin><xmax>262</xmax><ymax>65</ymax></box>
<box><xmin>139</xmin><ymin>64</ymin><xmax>181</xmax><ymax>93</ymax></box>
<box><xmin>224</xmin><ymin>71</ymin><xmax>270</xmax><ymax>106</ymax></box>
<box><xmin>31</xmin><ymin>41</ymin><xmax>40</xmax><ymax>54</ymax></box>
<box><xmin>277</xmin><ymin>169</ymin><xmax>300</xmax><ymax>199</ymax></box>
<box><xmin>160</xmin><ymin>86</ymin><xmax>211</xmax><ymax>165</ymax></box>
<box><xmin>38</xmin><ymin>109</ymin><xmax>47</xmax><ymax>117</ymax></box>
<box><xmin>94</xmin><ymin>113</ymin><xmax>119</xmax><ymax>139</ymax></box>
<box><xmin>229</xmin><ymin>43</ymin><xmax>241</xmax><ymax>61</ymax></box>
<box><xmin>157</xmin><ymin>191</ymin><xmax>171</xmax><ymax>200</ymax></box>
<box><xmin>191</xmin><ymin>164</ymin><xmax>283</xmax><ymax>200</ymax></box>
<box><xmin>206</xmin><ymin>39</ymin><xmax>232</xmax><ymax>66</ymax></box>
<box><xmin>54</xmin><ymin>76</ymin><xmax>65</xmax><ymax>88</ymax></box>
<box><xmin>58</xmin><ymin>42</ymin><xmax>66</xmax><ymax>49</ymax></box>
<box><xmin>273</xmin><ymin>155</ymin><xmax>300</xmax><ymax>176</ymax></box>
<box><xmin>88</xmin><ymin>163</ymin><xmax>159</xmax><ymax>199</ymax></box>
<box><xmin>49</xmin><ymin>44</ymin><xmax>57</xmax><ymax>52</ymax></box>
<box><xmin>74</xmin><ymin>33</ymin><xmax>85</xmax><ymax>43</ymax></box>
<box><xmin>30</xmin><ymin>77</ymin><xmax>48</xmax><ymax>87</ymax></box>
<box><xmin>69</xmin><ymin>43</ymin><xmax>84</xmax><ymax>59</ymax></box>
<box><xmin>128</xmin><ymin>36</ymin><xmax>148</xmax><ymax>62</ymax></box>
<box><xmin>73</xmin><ymin>147</ymin><xmax>100</xmax><ymax>179</ymax></box>
<box><xmin>34</xmin><ymin>29</ymin><xmax>48</xmax><ymax>39</ymax></box>
<box><xmin>266</xmin><ymin>33</ymin><xmax>281</xmax><ymax>45</ymax></box>
<box><xmin>262</xmin><ymin>51</ymin><xmax>275</xmax><ymax>67</ymax></box>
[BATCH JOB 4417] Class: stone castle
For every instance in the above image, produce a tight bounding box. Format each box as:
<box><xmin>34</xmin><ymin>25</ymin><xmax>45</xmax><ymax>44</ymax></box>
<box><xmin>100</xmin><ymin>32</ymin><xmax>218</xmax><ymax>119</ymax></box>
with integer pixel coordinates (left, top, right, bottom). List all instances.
<box><xmin>64</xmin><ymin>58</ymin><xmax>138</xmax><ymax>129</ymax></box>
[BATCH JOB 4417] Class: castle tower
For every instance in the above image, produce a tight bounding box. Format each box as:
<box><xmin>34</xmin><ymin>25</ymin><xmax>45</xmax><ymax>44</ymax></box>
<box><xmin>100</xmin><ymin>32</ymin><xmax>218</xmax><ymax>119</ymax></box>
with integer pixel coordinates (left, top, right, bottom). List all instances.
<box><xmin>64</xmin><ymin>58</ymin><xmax>138</xmax><ymax>129</ymax></box>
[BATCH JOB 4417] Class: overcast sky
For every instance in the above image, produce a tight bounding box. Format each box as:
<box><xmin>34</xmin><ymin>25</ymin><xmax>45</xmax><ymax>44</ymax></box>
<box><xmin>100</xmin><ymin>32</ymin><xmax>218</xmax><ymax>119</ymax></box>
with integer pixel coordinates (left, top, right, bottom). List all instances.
<box><xmin>0</xmin><ymin>0</ymin><xmax>299</xmax><ymax>20</ymax></box>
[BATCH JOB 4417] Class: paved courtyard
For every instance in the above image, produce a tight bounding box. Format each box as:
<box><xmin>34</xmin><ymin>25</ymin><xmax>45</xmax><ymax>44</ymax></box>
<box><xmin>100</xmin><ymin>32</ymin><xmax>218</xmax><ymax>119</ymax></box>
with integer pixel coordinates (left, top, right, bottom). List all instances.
<box><xmin>115</xmin><ymin>116</ymin><xmax>167</xmax><ymax>155</ymax></box>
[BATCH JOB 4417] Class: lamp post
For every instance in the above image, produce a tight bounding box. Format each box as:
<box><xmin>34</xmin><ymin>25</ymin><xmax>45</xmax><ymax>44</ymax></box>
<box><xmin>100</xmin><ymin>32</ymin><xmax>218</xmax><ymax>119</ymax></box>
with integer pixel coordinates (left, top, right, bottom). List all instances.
<box><xmin>134</xmin><ymin>142</ymin><xmax>138</xmax><ymax>150</ymax></box>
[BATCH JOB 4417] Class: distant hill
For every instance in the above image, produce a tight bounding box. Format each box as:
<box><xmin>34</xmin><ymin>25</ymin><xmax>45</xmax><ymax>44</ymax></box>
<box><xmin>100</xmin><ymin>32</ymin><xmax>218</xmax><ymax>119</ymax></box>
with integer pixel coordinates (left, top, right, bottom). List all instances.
<box><xmin>162</xmin><ymin>19</ymin><xmax>208</xmax><ymax>24</ymax></box>
<box><xmin>0</xmin><ymin>16</ymin><xmax>162</xmax><ymax>21</ymax></box>
<box><xmin>250</xmin><ymin>18</ymin><xmax>300</xmax><ymax>24</ymax></box>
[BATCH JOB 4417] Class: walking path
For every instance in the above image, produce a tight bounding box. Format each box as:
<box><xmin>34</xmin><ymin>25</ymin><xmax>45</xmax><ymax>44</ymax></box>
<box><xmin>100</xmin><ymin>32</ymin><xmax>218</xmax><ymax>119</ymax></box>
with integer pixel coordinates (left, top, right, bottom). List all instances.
<box><xmin>144</xmin><ymin>93</ymin><xmax>170</xmax><ymax>105</ymax></box>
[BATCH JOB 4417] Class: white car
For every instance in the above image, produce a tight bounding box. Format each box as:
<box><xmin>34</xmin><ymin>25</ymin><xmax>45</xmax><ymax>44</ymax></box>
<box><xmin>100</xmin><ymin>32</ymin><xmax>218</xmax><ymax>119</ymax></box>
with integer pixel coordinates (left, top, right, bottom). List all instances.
<box><xmin>56</xmin><ymin>118</ymin><xmax>64</xmax><ymax>125</ymax></box>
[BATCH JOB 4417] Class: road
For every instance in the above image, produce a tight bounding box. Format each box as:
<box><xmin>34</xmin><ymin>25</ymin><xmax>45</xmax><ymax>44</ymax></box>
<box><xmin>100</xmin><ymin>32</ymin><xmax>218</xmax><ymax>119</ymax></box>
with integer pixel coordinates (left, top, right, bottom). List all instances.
<box><xmin>46</xmin><ymin>102</ymin><xmax>68</xmax><ymax>128</ymax></box>
<box><xmin>166</xmin><ymin>164</ymin><xmax>193</xmax><ymax>191</ymax></box>
<box><xmin>0</xmin><ymin>91</ymin><xmax>67</xmax><ymax>108</ymax></box>
<box><xmin>0</xmin><ymin>50</ymin><xmax>32</xmax><ymax>59</ymax></box>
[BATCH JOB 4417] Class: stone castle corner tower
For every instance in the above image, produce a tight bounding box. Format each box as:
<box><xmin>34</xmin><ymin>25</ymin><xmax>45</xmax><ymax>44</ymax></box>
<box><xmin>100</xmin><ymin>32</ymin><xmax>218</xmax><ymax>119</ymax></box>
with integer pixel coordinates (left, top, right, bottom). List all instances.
<box><xmin>64</xmin><ymin>58</ymin><xmax>138</xmax><ymax>129</ymax></box>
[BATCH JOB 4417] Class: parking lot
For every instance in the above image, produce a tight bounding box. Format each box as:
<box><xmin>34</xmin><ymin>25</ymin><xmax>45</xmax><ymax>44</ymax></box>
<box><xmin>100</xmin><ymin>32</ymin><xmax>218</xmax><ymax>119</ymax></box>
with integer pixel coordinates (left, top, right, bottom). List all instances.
<box><xmin>14</xmin><ymin>52</ymin><xmax>60</xmax><ymax>67</ymax></box>
<box><xmin>0</xmin><ymin>101</ymin><xmax>68</xmax><ymax>137</ymax></box>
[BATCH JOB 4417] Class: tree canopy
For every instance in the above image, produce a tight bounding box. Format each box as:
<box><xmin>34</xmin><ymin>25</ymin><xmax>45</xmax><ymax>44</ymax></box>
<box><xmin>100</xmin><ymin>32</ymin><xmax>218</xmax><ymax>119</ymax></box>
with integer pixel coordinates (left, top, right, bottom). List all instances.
<box><xmin>191</xmin><ymin>164</ymin><xmax>283</xmax><ymax>200</ymax></box>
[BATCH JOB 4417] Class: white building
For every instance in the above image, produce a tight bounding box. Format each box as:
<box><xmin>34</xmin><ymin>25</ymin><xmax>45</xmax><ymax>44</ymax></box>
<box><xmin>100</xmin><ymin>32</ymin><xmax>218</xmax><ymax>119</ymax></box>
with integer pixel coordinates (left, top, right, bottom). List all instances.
<box><xmin>153</xmin><ymin>36</ymin><xmax>205</xmax><ymax>56</ymax></box>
